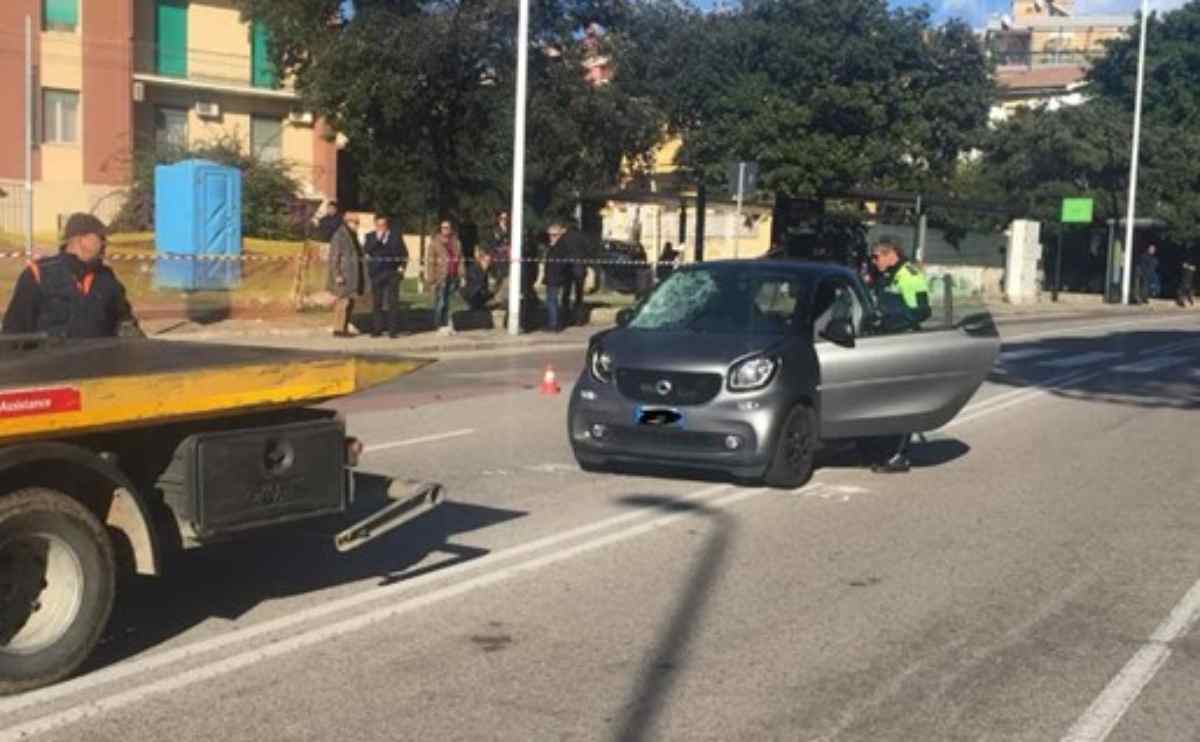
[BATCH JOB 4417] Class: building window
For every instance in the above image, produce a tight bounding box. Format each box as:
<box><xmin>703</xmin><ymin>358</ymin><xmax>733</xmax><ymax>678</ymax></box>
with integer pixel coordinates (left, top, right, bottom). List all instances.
<box><xmin>155</xmin><ymin>107</ymin><xmax>189</xmax><ymax>151</ymax></box>
<box><xmin>156</xmin><ymin>0</ymin><xmax>188</xmax><ymax>79</ymax></box>
<box><xmin>251</xmin><ymin>115</ymin><xmax>283</xmax><ymax>162</ymax></box>
<box><xmin>43</xmin><ymin>89</ymin><xmax>79</xmax><ymax>145</ymax></box>
<box><xmin>251</xmin><ymin>21</ymin><xmax>279</xmax><ymax>89</ymax></box>
<box><xmin>43</xmin><ymin>0</ymin><xmax>78</xmax><ymax>32</ymax></box>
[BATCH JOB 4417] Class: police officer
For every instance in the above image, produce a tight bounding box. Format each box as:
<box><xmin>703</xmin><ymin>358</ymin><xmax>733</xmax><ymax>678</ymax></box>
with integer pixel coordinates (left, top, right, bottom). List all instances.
<box><xmin>865</xmin><ymin>237</ymin><xmax>931</xmax><ymax>473</ymax></box>
<box><xmin>2</xmin><ymin>213</ymin><xmax>141</xmax><ymax>339</ymax></box>
<box><xmin>870</xmin><ymin>237</ymin><xmax>931</xmax><ymax>329</ymax></box>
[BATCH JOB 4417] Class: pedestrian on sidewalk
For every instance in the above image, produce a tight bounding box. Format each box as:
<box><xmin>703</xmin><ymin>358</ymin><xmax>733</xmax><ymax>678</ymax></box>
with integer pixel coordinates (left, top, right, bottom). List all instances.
<box><xmin>488</xmin><ymin>210</ymin><xmax>511</xmax><ymax>305</ymax></box>
<box><xmin>327</xmin><ymin>212</ymin><xmax>365</xmax><ymax>338</ymax></box>
<box><xmin>544</xmin><ymin>224</ymin><xmax>573</xmax><ymax>332</ymax></box>
<box><xmin>426</xmin><ymin>219</ymin><xmax>463</xmax><ymax>335</ymax></box>
<box><xmin>546</xmin><ymin>222</ymin><xmax>589</xmax><ymax>327</ymax></box>
<box><xmin>1179</xmin><ymin>254</ymin><xmax>1196</xmax><ymax>308</ymax></box>
<box><xmin>365</xmin><ymin>215</ymin><xmax>408</xmax><ymax>337</ymax></box>
<box><xmin>461</xmin><ymin>250</ymin><xmax>495</xmax><ymax>311</ymax></box>
<box><xmin>1136</xmin><ymin>245</ymin><xmax>1159</xmax><ymax>304</ymax></box>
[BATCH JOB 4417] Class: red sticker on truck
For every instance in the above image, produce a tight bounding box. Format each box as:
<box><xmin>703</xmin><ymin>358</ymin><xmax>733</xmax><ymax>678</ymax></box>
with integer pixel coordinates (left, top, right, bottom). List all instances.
<box><xmin>0</xmin><ymin>387</ymin><xmax>82</xmax><ymax>419</ymax></box>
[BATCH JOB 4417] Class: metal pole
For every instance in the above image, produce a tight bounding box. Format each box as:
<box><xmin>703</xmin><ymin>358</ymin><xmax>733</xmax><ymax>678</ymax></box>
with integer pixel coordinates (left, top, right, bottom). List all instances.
<box><xmin>25</xmin><ymin>15</ymin><xmax>34</xmax><ymax>259</ymax></box>
<box><xmin>1121</xmin><ymin>0</ymin><xmax>1149</xmax><ymax>305</ymax></box>
<box><xmin>1052</xmin><ymin>227</ymin><xmax>1063</xmax><ymax>302</ymax></box>
<box><xmin>506</xmin><ymin>0</ymin><xmax>529</xmax><ymax>335</ymax></box>
<box><xmin>734</xmin><ymin>162</ymin><xmax>745</xmax><ymax>259</ymax></box>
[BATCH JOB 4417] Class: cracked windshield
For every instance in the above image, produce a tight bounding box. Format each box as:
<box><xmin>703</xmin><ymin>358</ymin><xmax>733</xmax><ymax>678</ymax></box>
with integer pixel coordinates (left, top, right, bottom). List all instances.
<box><xmin>1</xmin><ymin>0</ymin><xmax>1199</xmax><ymax>740</ymax></box>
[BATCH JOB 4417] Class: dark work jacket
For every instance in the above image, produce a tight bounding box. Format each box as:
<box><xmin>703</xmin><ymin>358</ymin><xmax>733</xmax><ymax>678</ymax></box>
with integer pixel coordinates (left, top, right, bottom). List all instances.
<box><xmin>460</xmin><ymin>262</ymin><xmax>492</xmax><ymax>306</ymax></box>
<box><xmin>365</xmin><ymin>231</ymin><xmax>408</xmax><ymax>282</ymax></box>
<box><xmin>1</xmin><ymin>251</ymin><xmax>139</xmax><ymax>339</ymax></box>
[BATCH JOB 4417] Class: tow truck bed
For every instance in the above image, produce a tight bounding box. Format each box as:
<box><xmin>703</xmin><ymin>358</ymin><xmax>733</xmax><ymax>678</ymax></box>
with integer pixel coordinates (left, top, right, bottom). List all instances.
<box><xmin>0</xmin><ymin>338</ymin><xmax>430</xmax><ymax>443</ymax></box>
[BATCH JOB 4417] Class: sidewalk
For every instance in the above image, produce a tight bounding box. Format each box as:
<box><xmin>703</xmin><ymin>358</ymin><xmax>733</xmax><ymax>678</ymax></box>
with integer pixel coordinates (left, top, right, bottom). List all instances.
<box><xmin>144</xmin><ymin>293</ymin><xmax>1196</xmax><ymax>357</ymax></box>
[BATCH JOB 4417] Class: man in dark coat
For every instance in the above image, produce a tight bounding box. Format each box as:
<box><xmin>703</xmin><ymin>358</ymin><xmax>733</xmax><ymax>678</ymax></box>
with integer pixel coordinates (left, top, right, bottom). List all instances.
<box><xmin>327</xmin><ymin>213</ymin><xmax>365</xmax><ymax>337</ymax></box>
<box><xmin>549</xmin><ymin>223</ymin><xmax>590</xmax><ymax>327</ymax></box>
<box><xmin>315</xmin><ymin>201</ymin><xmax>342</xmax><ymax>242</ymax></box>
<box><xmin>544</xmin><ymin>224</ymin><xmax>576</xmax><ymax>332</ymax></box>
<box><xmin>460</xmin><ymin>250</ymin><xmax>495</xmax><ymax>310</ymax></box>
<box><xmin>364</xmin><ymin>215</ymin><xmax>408</xmax><ymax>337</ymax></box>
<box><xmin>3</xmin><ymin>212</ymin><xmax>142</xmax><ymax>339</ymax></box>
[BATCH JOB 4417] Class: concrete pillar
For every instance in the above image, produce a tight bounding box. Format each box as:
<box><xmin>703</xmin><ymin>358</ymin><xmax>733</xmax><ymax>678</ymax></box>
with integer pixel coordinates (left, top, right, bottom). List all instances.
<box><xmin>1005</xmin><ymin>219</ymin><xmax>1043</xmax><ymax>304</ymax></box>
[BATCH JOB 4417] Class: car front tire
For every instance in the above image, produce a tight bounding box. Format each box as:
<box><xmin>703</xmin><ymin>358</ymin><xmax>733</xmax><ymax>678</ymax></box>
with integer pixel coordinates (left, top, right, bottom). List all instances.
<box><xmin>763</xmin><ymin>405</ymin><xmax>817</xmax><ymax>489</ymax></box>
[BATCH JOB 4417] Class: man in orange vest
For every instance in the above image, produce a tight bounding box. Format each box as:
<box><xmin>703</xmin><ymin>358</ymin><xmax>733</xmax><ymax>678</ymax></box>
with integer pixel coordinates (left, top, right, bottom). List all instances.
<box><xmin>2</xmin><ymin>213</ymin><xmax>141</xmax><ymax>338</ymax></box>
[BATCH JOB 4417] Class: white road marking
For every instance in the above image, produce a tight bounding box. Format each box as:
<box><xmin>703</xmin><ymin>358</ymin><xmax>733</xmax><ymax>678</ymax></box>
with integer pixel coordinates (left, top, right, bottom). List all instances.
<box><xmin>1061</xmin><ymin>578</ymin><xmax>1200</xmax><ymax>742</ymax></box>
<box><xmin>362</xmin><ymin>428</ymin><xmax>475</xmax><ymax>453</ymax></box>
<box><xmin>0</xmin><ymin>484</ymin><xmax>776</xmax><ymax>741</ymax></box>
<box><xmin>0</xmin><ymin>482</ymin><xmax>736</xmax><ymax>719</ymax></box>
<box><xmin>999</xmin><ymin>348</ymin><xmax>1056</xmax><ymax>362</ymax></box>
<box><xmin>1109</xmin><ymin>355</ymin><xmax>1189</xmax><ymax>375</ymax></box>
<box><xmin>1037</xmin><ymin>352</ymin><xmax>1122</xmax><ymax>369</ymax></box>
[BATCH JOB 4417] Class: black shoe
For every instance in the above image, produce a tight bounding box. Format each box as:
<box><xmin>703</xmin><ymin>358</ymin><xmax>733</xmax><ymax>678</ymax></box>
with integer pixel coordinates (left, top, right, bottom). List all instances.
<box><xmin>370</xmin><ymin>331</ymin><xmax>382</xmax><ymax>338</ymax></box>
<box><xmin>871</xmin><ymin>454</ymin><xmax>911</xmax><ymax>474</ymax></box>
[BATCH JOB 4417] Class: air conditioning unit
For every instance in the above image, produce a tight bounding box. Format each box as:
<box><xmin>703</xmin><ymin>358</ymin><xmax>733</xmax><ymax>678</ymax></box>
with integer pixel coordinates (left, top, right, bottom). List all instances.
<box><xmin>132</xmin><ymin>81</ymin><xmax>145</xmax><ymax>102</ymax></box>
<box><xmin>287</xmin><ymin>111</ymin><xmax>314</xmax><ymax>126</ymax></box>
<box><xmin>194</xmin><ymin>101</ymin><xmax>221</xmax><ymax>119</ymax></box>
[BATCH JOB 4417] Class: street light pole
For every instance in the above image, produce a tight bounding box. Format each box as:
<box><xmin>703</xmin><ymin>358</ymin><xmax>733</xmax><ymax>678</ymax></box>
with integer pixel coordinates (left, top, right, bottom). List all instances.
<box><xmin>506</xmin><ymin>0</ymin><xmax>530</xmax><ymax>335</ymax></box>
<box><xmin>1120</xmin><ymin>0</ymin><xmax>1149</xmax><ymax>305</ymax></box>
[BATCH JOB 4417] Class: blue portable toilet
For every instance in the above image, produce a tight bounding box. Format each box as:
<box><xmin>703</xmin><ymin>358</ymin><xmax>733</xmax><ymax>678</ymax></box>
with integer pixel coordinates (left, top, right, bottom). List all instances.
<box><xmin>154</xmin><ymin>159</ymin><xmax>243</xmax><ymax>291</ymax></box>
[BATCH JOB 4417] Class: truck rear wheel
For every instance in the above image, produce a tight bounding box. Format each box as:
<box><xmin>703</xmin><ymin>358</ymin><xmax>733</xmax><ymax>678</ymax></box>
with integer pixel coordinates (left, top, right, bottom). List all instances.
<box><xmin>0</xmin><ymin>488</ymin><xmax>115</xmax><ymax>696</ymax></box>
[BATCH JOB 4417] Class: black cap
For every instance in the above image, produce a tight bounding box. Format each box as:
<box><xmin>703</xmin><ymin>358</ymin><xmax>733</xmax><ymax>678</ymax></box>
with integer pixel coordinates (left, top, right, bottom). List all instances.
<box><xmin>62</xmin><ymin>213</ymin><xmax>108</xmax><ymax>242</ymax></box>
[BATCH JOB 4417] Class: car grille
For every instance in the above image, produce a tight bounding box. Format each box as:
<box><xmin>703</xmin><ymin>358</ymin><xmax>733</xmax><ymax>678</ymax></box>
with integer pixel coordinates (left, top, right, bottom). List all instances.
<box><xmin>615</xmin><ymin>369</ymin><xmax>723</xmax><ymax>406</ymax></box>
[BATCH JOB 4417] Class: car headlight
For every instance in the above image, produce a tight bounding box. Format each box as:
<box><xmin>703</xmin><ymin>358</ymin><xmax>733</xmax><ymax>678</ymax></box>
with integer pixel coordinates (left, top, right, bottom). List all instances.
<box><xmin>590</xmin><ymin>347</ymin><xmax>614</xmax><ymax>383</ymax></box>
<box><xmin>728</xmin><ymin>356</ymin><xmax>778</xmax><ymax>391</ymax></box>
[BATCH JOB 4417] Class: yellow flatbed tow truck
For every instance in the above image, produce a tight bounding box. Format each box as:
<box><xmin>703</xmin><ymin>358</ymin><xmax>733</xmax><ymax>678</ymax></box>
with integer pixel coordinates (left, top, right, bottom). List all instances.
<box><xmin>0</xmin><ymin>334</ymin><xmax>443</xmax><ymax>695</ymax></box>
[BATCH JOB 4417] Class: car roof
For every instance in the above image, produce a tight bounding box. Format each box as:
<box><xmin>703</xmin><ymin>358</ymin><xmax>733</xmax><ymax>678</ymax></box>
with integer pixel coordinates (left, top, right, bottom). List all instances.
<box><xmin>681</xmin><ymin>259</ymin><xmax>859</xmax><ymax>281</ymax></box>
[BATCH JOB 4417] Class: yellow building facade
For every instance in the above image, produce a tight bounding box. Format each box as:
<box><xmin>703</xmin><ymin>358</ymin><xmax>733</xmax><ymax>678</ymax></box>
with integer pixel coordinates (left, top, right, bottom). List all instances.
<box><xmin>0</xmin><ymin>0</ymin><xmax>336</xmax><ymax>241</ymax></box>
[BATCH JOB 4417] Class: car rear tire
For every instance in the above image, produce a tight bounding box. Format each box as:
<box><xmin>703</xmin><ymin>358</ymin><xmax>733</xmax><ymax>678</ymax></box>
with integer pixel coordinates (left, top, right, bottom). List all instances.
<box><xmin>764</xmin><ymin>405</ymin><xmax>817</xmax><ymax>489</ymax></box>
<box><xmin>0</xmin><ymin>488</ymin><xmax>116</xmax><ymax>696</ymax></box>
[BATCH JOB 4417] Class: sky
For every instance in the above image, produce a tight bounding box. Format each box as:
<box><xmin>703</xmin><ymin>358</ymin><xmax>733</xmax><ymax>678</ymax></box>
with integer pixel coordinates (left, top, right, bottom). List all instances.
<box><xmin>889</xmin><ymin>0</ymin><xmax>1192</xmax><ymax>27</ymax></box>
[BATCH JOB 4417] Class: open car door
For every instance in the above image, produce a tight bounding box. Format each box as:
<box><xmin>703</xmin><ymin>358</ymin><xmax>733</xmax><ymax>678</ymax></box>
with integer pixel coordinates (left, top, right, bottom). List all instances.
<box><xmin>812</xmin><ymin>274</ymin><xmax>1000</xmax><ymax>439</ymax></box>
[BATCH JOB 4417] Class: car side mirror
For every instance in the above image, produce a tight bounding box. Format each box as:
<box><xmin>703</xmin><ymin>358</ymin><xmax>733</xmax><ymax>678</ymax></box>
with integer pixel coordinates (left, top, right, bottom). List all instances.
<box><xmin>615</xmin><ymin>308</ymin><xmax>634</xmax><ymax>327</ymax></box>
<box><xmin>820</xmin><ymin>317</ymin><xmax>856</xmax><ymax>348</ymax></box>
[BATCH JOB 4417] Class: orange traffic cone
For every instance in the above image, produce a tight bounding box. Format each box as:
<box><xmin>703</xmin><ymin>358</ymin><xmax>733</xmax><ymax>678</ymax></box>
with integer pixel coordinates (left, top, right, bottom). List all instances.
<box><xmin>539</xmin><ymin>364</ymin><xmax>561</xmax><ymax>396</ymax></box>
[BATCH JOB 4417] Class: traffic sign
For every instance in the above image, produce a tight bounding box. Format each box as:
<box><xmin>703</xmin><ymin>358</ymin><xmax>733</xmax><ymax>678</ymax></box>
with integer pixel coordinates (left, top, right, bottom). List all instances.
<box><xmin>726</xmin><ymin>161</ymin><xmax>759</xmax><ymax>198</ymax></box>
<box><xmin>1061</xmin><ymin>198</ymin><xmax>1094</xmax><ymax>224</ymax></box>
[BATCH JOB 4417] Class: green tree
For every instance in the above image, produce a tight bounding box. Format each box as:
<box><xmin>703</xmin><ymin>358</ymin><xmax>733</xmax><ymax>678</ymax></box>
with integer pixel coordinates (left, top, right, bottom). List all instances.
<box><xmin>647</xmin><ymin>0</ymin><xmax>993</xmax><ymax>197</ymax></box>
<box><xmin>236</xmin><ymin>0</ymin><xmax>666</xmax><ymax>234</ymax></box>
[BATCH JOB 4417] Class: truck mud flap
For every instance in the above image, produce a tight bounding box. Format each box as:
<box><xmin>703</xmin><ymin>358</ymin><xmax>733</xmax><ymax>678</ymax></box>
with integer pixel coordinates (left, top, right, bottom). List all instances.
<box><xmin>334</xmin><ymin>480</ymin><xmax>444</xmax><ymax>552</ymax></box>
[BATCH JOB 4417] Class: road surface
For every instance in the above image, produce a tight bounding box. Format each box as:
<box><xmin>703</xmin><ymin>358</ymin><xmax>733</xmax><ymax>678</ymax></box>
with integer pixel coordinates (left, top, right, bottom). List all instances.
<box><xmin>2</xmin><ymin>311</ymin><xmax>1199</xmax><ymax>742</ymax></box>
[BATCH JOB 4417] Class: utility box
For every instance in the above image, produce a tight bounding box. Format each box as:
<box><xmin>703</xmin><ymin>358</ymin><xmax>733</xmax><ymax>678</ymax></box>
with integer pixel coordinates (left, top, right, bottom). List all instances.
<box><xmin>1004</xmin><ymin>219</ymin><xmax>1043</xmax><ymax>304</ymax></box>
<box><xmin>154</xmin><ymin>159</ymin><xmax>243</xmax><ymax>291</ymax></box>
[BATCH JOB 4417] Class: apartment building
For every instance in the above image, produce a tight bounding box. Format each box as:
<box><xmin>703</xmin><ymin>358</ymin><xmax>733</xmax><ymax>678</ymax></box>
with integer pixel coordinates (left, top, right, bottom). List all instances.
<box><xmin>985</xmin><ymin>0</ymin><xmax>1133</xmax><ymax>121</ymax></box>
<box><xmin>0</xmin><ymin>0</ymin><xmax>336</xmax><ymax>237</ymax></box>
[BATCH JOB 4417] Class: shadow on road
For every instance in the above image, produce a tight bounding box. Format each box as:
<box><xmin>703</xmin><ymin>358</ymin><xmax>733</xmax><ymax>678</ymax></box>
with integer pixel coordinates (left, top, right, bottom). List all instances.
<box><xmin>989</xmin><ymin>330</ymin><xmax>1200</xmax><ymax>412</ymax></box>
<box><xmin>610</xmin><ymin>494</ymin><xmax>736</xmax><ymax>742</ymax></box>
<box><xmin>85</xmin><ymin>473</ymin><xmax>525</xmax><ymax>673</ymax></box>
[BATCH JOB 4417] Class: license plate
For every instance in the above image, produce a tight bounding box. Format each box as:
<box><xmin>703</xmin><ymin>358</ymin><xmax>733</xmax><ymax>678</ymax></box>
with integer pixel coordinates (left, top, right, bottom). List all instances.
<box><xmin>635</xmin><ymin>406</ymin><xmax>685</xmax><ymax>428</ymax></box>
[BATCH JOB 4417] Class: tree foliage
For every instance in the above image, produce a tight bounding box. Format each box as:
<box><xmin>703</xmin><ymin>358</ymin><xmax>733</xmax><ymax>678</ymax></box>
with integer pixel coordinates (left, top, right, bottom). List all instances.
<box><xmin>959</xmin><ymin>1</ymin><xmax>1200</xmax><ymax>246</ymax></box>
<box><xmin>645</xmin><ymin>0</ymin><xmax>994</xmax><ymax>197</ymax></box>
<box><xmin>236</xmin><ymin>0</ymin><xmax>667</xmax><ymax>233</ymax></box>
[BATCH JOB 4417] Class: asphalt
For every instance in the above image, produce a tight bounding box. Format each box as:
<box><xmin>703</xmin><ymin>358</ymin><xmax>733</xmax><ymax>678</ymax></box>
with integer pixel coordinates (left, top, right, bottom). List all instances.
<box><xmin>2</xmin><ymin>310</ymin><xmax>1199</xmax><ymax>742</ymax></box>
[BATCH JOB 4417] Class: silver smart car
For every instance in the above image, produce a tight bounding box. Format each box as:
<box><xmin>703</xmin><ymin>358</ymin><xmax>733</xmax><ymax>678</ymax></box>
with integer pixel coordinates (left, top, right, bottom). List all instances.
<box><xmin>568</xmin><ymin>260</ymin><xmax>1000</xmax><ymax>487</ymax></box>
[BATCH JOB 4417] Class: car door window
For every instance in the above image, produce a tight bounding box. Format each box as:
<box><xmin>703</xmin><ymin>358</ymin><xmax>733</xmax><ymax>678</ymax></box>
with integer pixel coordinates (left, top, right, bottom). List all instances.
<box><xmin>812</xmin><ymin>278</ymin><xmax>864</xmax><ymax>340</ymax></box>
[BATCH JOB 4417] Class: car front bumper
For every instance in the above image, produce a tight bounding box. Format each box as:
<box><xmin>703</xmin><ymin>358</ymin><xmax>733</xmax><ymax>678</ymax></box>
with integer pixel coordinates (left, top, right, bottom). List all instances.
<box><xmin>568</xmin><ymin>373</ymin><xmax>790</xmax><ymax>478</ymax></box>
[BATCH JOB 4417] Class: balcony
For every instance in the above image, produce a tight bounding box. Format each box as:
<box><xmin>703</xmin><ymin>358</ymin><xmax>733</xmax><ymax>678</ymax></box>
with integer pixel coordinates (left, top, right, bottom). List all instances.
<box><xmin>133</xmin><ymin>43</ymin><xmax>298</xmax><ymax>101</ymax></box>
<box><xmin>991</xmin><ymin>49</ymin><xmax>1106</xmax><ymax>69</ymax></box>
